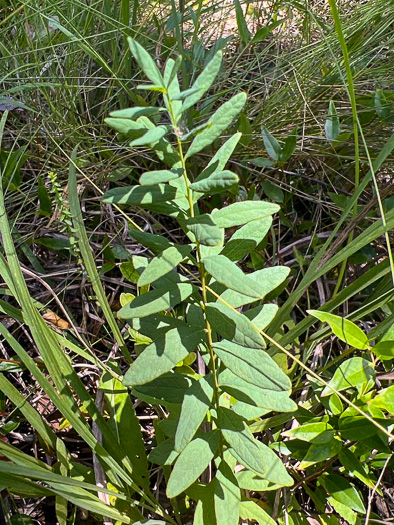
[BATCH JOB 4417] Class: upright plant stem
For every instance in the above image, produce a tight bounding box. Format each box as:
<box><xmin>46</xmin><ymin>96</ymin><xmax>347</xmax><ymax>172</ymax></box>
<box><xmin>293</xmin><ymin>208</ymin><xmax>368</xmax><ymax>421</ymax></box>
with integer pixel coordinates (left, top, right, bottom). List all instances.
<box><xmin>167</xmin><ymin>100</ymin><xmax>222</xmax><ymax>421</ymax></box>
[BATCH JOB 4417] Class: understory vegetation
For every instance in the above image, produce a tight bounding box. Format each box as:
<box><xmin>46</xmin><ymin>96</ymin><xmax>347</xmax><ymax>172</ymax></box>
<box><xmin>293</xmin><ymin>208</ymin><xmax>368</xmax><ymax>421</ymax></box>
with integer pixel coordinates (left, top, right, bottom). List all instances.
<box><xmin>0</xmin><ymin>0</ymin><xmax>394</xmax><ymax>523</ymax></box>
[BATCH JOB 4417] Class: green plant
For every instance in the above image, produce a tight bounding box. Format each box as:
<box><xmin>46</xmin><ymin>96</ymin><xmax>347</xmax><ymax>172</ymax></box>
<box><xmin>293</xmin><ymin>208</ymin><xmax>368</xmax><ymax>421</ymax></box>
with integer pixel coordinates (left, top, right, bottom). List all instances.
<box><xmin>99</xmin><ymin>37</ymin><xmax>296</xmax><ymax>523</ymax></box>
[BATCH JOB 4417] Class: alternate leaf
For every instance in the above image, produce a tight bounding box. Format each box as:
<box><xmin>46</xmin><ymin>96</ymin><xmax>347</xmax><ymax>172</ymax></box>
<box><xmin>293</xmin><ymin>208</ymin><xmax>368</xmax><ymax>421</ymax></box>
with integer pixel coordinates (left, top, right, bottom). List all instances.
<box><xmin>197</xmin><ymin>133</ymin><xmax>242</xmax><ymax>182</ymax></box>
<box><xmin>181</xmin><ymin>51</ymin><xmax>222</xmax><ymax>112</ymax></box>
<box><xmin>122</xmin><ymin>326</ymin><xmax>204</xmax><ymax>386</ymax></box>
<box><xmin>213</xmin><ymin>340</ymin><xmax>291</xmax><ymax>392</ymax></box>
<box><xmin>167</xmin><ymin>431</ymin><xmax>220</xmax><ymax>498</ymax></box>
<box><xmin>325</xmin><ymin>100</ymin><xmax>340</xmax><ymax>141</ymax></box>
<box><xmin>308</xmin><ymin>310</ymin><xmax>370</xmax><ymax>350</ymax></box>
<box><xmin>213</xmin><ymin>460</ymin><xmax>240</xmax><ymax>525</ymax></box>
<box><xmin>148</xmin><ymin>438</ymin><xmax>179</xmax><ymax>466</ymax></box>
<box><xmin>110</xmin><ymin>107</ymin><xmax>162</xmax><ymax>119</ymax></box>
<box><xmin>218</xmin><ymin>368</ymin><xmax>296</xmax><ymax>412</ymax></box>
<box><xmin>175</xmin><ymin>374</ymin><xmax>215</xmax><ymax>452</ymax></box>
<box><xmin>251</xmin><ymin>19</ymin><xmax>284</xmax><ymax>44</ymax></box>
<box><xmin>140</xmin><ymin>169</ymin><xmax>182</xmax><ymax>185</ymax></box>
<box><xmin>338</xmin><ymin>448</ymin><xmax>376</xmax><ymax>489</ymax></box>
<box><xmin>129</xmin><ymin>230</ymin><xmax>171</xmax><ymax>254</ymax></box>
<box><xmin>185</xmin><ymin>215</ymin><xmax>224</xmax><ymax>246</ymax></box>
<box><xmin>371</xmin><ymin>340</ymin><xmax>394</xmax><ymax>360</ymax></box>
<box><xmin>185</xmin><ymin>93</ymin><xmax>247</xmax><ymax>159</ymax></box>
<box><xmin>206</xmin><ymin>302</ymin><xmax>266</xmax><ymax>349</ymax></box>
<box><xmin>133</xmin><ymin>372</ymin><xmax>190</xmax><ymax>407</ymax></box>
<box><xmin>239</xmin><ymin>500</ymin><xmax>276</xmax><ymax>525</ymax></box>
<box><xmin>217</xmin><ymin>408</ymin><xmax>292</xmax><ymax>486</ymax></box>
<box><xmin>118</xmin><ymin>282</ymin><xmax>194</xmax><ymax>318</ymax></box>
<box><xmin>369</xmin><ymin>385</ymin><xmax>394</xmax><ymax>415</ymax></box>
<box><xmin>220</xmin><ymin>266</ymin><xmax>290</xmax><ymax>307</ymax></box>
<box><xmin>299</xmin><ymin>437</ymin><xmax>342</xmax><ymax>469</ymax></box>
<box><xmin>283</xmin><ymin>422</ymin><xmax>335</xmax><ymax>444</ymax></box>
<box><xmin>105</xmin><ymin>117</ymin><xmax>146</xmax><ymax>136</ymax></box>
<box><xmin>137</xmin><ymin>245</ymin><xmax>191</xmax><ymax>286</ymax></box>
<box><xmin>221</xmin><ymin>217</ymin><xmax>272</xmax><ymax>261</ymax></box>
<box><xmin>234</xmin><ymin>0</ymin><xmax>251</xmax><ymax>45</ymax></box>
<box><xmin>190</xmin><ymin>170</ymin><xmax>239</xmax><ymax>193</ymax></box>
<box><xmin>128</xmin><ymin>37</ymin><xmax>164</xmax><ymax>86</ymax></box>
<box><xmin>261</xmin><ymin>126</ymin><xmax>282</xmax><ymax>161</ymax></box>
<box><xmin>102</xmin><ymin>184</ymin><xmax>177</xmax><ymax>206</ymax></box>
<box><xmin>320</xmin><ymin>474</ymin><xmax>365</xmax><ymax>514</ymax></box>
<box><xmin>212</xmin><ymin>200</ymin><xmax>279</xmax><ymax>228</ymax></box>
<box><xmin>130</xmin><ymin>125</ymin><xmax>167</xmax><ymax>146</ymax></box>
<box><xmin>204</xmin><ymin>255</ymin><xmax>269</xmax><ymax>299</ymax></box>
<box><xmin>321</xmin><ymin>357</ymin><xmax>375</xmax><ymax>396</ymax></box>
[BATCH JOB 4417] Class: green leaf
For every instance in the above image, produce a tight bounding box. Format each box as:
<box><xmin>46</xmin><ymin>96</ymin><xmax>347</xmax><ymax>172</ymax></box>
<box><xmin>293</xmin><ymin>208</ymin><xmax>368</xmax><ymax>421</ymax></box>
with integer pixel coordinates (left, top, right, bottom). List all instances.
<box><xmin>221</xmin><ymin>217</ymin><xmax>272</xmax><ymax>261</ymax></box>
<box><xmin>213</xmin><ymin>460</ymin><xmax>240</xmax><ymax>525</ymax></box>
<box><xmin>280</xmin><ymin>129</ymin><xmax>297</xmax><ymax>162</ymax></box>
<box><xmin>206</xmin><ymin>302</ymin><xmax>266</xmax><ymax>349</ymax></box>
<box><xmin>135</xmin><ymin>116</ymin><xmax>181</xmax><ymax>168</ymax></box>
<box><xmin>299</xmin><ymin>437</ymin><xmax>342</xmax><ymax>469</ymax></box>
<box><xmin>371</xmin><ymin>340</ymin><xmax>394</xmax><ymax>360</ymax></box>
<box><xmin>308</xmin><ymin>310</ymin><xmax>370</xmax><ymax>350</ymax></box>
<box><xmin>133</xmin><ymin>372</ymin><xmax>189</xmax><ymax>407</ymax></box>
<box><xmin>213</xmin><ymin>340</ymin><xmax>291</xmax><ymax>392</ymax></box>
<box><xmin>261</xmin><ymin>126</ymin><xmax>282</xmax><ymax>161</ymax></box>
<box><xmin>217</xmin><ymin>408</ymin><xmax>292</xmax><ymax>486</ymax></box>
<box><xmin>119</xmin><ymin>260</ymin><xmax>140</xmax><ymax>284</ymax></box>
<box><xmin>244</xmin><ymin>304</ymin><xmax>278</xmax><ymax>330</ymax></box>
<box><xmin>197</xmin><ymin>133</ymin><xmax>242</xmax><ymax>182</ymax></box>
<box><xmin>100</xmin><ymin>369</ymin><xmax>149</xmax><ymax>488</ymax></box>
<box><xmin>37</xmin><ymin>176</ymin><xmax>52</xmax><ymax>216</ymax></box>
<box><xmin>129</xmin><ymin>230</ymin><xmax>172</xmax><ymax>253</ymax></box>
<box><xmin>338</xmin><ymin>415</ymin><xmax>385</xmax><ymax>441</ymax></box>
<box><xmin>110</xmin><ymin>106</ymin><xmax>162</xmax><ymax>119</ymax></box>
<box><xmin>369</xmin><ymin>385</ymin><xmax>394</xmax><ymax>415</ymax></box>
<box><xmin>185</xmin><ymin>215</ymin><xmax>224</xmax><ymax>246</ymax></box>
<box><xmin>102</xmin><ymin>184</ymin><xmax>177</xmax><ymax>205</ymax></box>
<box><xmin>218</xmin><ymin>369</ymin><xmax>296</xmax><ymax>412</ymax></box>
<box><xmin>220</xmin><ymin>266</ymin><xmax>290</xmax><ymax>307</ymax></box>
<box><xmin>283</xmin><ymin>422</ymin><xmax>335</xmax><ymax>444</ymax></box>
<box><xmin>185</xmin><ymin>93</ymin><xmax>247</xmax><ymax>159</ymax></box>
<box><xmin>261</xmin><ymin>181</ymin><xmax>284</xmax><ymax>203</ymax></box>
<box><xmin>236</xmin><ymin>470</ymin><xmax>280</xmax><ymax>491</ymax></box>
<box><xmin>205</xmin><ymin>255</ymin><xmax>268</xmax><ymax>299</ymax></box>
<box><xmin>148</xmin><ymin>438</ymin><xmax>179</xmax><ymax>466</ymax></box>
<box><xmin>122</xmin><ymin>326</ymin><xmax>204</xmax><ymax>386</ymax></box>
<box><xmin>130</xmin><ymin>125</ymin><xmax>167</xmax><ymax>146</ymax></box>
<box><xmin>338</xmin><ymin>448</ymin><xmax>376</xmax><ymax>489</ymax></box>
<box><xmin>325</xmin><ymin>100</ymin><xmax>340</xmax><ymax>141</ymax></box>
<box><xmin>190</xmin><ymin>170</ymin><xmax>239</xmax><ymax>193</ymax></box>
<box><xmin>321</xmin><ymin>357</ymin><xmax>375</xmax><ymax>397</ymax></box>
<box><xmin>320</xmin><ymin>474</ymin><xmax>365</xmax><ymax>514</ymax></box>
<box><xmin>139</xmin><ymin>169</ymin><xmax>182</xmax><ymax>185</ymax></box>
<box><xmin>251</xmin><ymin>19</ymin><xmax>284</xmax><ymax>44</ymax></box>
<box><xmin>239</xmin><ymin>501</ymin><xmax>276</xmax><ymax>525</ymax></box>
<box><xmin>137</xmin><ymin>84</ymin><xmax>166</xmax><ymax>92</ymax></box>
<box><xmin>374</xmin><ymin>89</ymin><xmax>392</xmax><ymax>122</ymax></box>
<box><xmin>234</xmin><ymin>0</ymin><xmax>251</xmax><ymax>45</ymax></box>
<box><xmin>138</xmin><ymin>245</ymin><xmax>191</xmax><ymax>286</ymax></box>
<box><xmin>118</xmin><ymin>282</ymin><xmax>194</xmax><ymax>318</ymax></box>
<box><xmin>181</xmin><ymin>51</ymin><xmax>222</xmax><ymax>112</ymax></box>
<box><xmin>212</xmin><ymin>200</ymin><xmax>279</xmax><ymax>228</ymax></box>
<box><xmin>167</xmin><ymin>431</ymin><xmax>220</xmax><ymax>498</ymax></box>
<box><xmin>105</xmin><ymin>117</ymin><xmax>146</xmax><ymax>135</ymax></box>
<box><xmin>175</xmin><ymin>374</ymin><xmax>215</xmax><ymax>452</ymax></box>
<box><xmin>127</xmin><ymin>37</ymin><xmax>164</xmax><ymax>86</ymax></box>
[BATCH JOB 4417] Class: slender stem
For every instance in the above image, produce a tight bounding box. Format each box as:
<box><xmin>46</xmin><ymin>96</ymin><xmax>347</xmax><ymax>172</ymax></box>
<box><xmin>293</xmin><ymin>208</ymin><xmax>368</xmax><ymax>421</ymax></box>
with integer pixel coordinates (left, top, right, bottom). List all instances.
<box><xmin>167</xmin><ymin>100</ymin><xmax>222</xmax><ymax>408</ymax></box>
